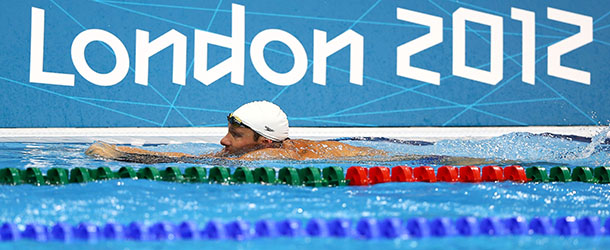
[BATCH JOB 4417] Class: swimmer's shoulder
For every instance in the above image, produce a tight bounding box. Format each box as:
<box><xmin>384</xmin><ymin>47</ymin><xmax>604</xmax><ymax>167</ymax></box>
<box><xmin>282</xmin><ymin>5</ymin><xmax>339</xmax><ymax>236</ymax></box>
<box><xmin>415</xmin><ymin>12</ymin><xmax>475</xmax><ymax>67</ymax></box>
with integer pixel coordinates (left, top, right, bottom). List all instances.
<box><xmin>282</xmin><ymin>139</ymin><xmax>386</xmax><ymax>158</ymax></box>
<box><xmin>237</xmin><ymin>139</ymin><xmax>322</xmax><ymax>160</ymax></box>
<box><xmin>281</xmin><ymin>139</ymin><xmax>344</xmax><ymax>148</ymax></box>
<box><xmin>238</xmin><ymin>147</ymin><xmax>302</xmax><ymax>160</ymax></box>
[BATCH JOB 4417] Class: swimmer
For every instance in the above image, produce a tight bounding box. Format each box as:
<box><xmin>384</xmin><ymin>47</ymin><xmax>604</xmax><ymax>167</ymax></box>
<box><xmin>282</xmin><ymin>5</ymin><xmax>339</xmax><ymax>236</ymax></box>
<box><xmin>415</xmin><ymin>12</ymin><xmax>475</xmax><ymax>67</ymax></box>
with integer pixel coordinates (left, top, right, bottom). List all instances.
<box><xmin>86</xmin><ymin>101</ymin><xmax>500</xmax><ymax>165</ymax></box>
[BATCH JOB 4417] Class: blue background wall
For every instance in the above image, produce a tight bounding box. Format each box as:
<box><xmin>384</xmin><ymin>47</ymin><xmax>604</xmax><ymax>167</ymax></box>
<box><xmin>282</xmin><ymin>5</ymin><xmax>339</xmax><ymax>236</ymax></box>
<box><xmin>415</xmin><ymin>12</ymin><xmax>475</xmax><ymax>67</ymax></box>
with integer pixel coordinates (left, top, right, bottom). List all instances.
<box><xmin>1</xmin><ymin>0</ymin><xmax>609</xmax><ymax>127</ymax></box>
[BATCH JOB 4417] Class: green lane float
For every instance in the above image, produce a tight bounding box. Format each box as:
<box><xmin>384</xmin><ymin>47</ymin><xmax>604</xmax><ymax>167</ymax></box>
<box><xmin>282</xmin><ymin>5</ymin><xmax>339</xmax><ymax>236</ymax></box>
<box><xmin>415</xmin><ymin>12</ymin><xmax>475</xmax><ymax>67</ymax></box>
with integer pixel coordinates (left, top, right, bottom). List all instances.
<box><xmin>278</xmin><ymin>167</ymin><xmax>301</xmax><ymax>186</ymax></box>
<box><xmin>594</xmin><ymin>166</ymin><xmax>610</xmax><ymax>184</ymax></box>
<box><xmin>571</xmin><ymin>167</ymin><xmax>595</xmax><ymax>183</ymax></box>
<box><xmin>137</xmin><ymin>167</ymin><xmax>161</xmax><ymax>181</ymax></box>
<box><xmin>161</xmin><ymin>167</ymin><xmax>185</xmax><ymax>182</ymax></box>
<box><xmin>22</xmin><ymin>168</ymin><xmax>44</xmax><ymax>185</ymax></box>
<box><xmin>299</xmin><ymin>167</ymin><xmax>325</xmax><ymax>187</ymax></box>
<box><xmin>0</xmin><ymin>168</ymin><xmax>22</xmax><ymax>185</ymax></box>
<box><xmin>118</xmin><ymin>167</ymin><xmax>137</xmax><ymax>179</ymax></box>
<box><xmin>46</xmin><ymin>168</ymin><xmax>69</xmax><ymax>185</ymax></box>
<box><xmin>92</xmin><ymin>167</ymin><xmax>116</xmax><ymax>180</ymax></box>
<box><xmin>184</xmin><ymin>167</ymin><xmax>207</xmax><ymax>183</ymax></box>
<box><xmin>526</xmin><ymin>167</ymin><xmax>549</xmax><ymax>182</ymax></box>
<box><xmin>208</xmin><ymin>166</ymin><xmax>231</xmax><ymax>184</ymax></box>
<box><xmin>253</xmin><ymin>167</ymin><xmax>276</xmax><ymax>184</ymax></box>
<box><xmin>69</xmin><ymin>167</ymin><xmax>92</xmax><ymax>183</ymax></box>
<box><xmin>322</xmin><ymin>166</ymin><xmax>348</xmax><ymax>186</ymax></box>
<box><xmin>232</xmin><ymin>167</ymin><xmax>254</xmax><ymax>184</ymax></box>
<box><xmin>550</xmin><ymin>166</ymin><xmax>572</xmax><ymax>182</ymax></box>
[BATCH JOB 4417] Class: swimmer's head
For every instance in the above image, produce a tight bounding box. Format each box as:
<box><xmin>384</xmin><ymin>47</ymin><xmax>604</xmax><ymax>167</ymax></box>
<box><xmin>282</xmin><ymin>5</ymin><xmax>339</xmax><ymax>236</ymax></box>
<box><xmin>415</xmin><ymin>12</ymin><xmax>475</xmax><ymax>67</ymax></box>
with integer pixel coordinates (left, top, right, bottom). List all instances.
<box><xmin>220</xmin><ymin>101</ymin><xmax>289</xmax><ymax>156</ymax></box>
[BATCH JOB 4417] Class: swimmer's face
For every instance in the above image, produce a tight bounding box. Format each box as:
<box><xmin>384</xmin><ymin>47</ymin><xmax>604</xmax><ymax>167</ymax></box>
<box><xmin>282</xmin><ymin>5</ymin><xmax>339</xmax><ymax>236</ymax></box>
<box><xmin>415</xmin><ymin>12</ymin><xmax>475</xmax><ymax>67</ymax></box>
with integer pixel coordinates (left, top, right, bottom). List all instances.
<box><xmin>220</xmin><ymin>124</ymin><xmax>267</xmax><ymax>156</ymax></box>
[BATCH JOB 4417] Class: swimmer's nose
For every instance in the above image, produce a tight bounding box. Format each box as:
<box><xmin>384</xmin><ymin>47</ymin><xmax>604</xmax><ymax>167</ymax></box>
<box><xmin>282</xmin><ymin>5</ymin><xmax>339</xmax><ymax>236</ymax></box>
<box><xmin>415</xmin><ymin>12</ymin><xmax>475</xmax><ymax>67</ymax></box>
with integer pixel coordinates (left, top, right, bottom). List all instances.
<box><xmin>220</xmin><ymin>134</ymin><xmax>231</xmax><ymax>147</ymax></box>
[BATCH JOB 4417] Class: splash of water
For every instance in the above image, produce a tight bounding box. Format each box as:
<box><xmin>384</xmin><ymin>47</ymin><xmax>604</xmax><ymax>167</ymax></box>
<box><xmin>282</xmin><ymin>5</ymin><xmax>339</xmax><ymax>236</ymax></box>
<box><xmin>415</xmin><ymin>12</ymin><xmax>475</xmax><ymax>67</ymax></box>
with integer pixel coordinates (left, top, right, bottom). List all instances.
<box><xmin>565</xmin><ymin>126</ymin><xmax>610</xmax><ymax>160</ymax></box>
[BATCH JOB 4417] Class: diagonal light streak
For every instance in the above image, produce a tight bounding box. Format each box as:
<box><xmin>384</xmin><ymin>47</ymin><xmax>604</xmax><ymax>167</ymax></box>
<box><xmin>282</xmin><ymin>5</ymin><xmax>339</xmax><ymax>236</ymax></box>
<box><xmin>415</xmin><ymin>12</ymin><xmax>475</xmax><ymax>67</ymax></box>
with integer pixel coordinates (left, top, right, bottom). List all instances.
<box><xmin>476</xmin><ymin>97</ymin><xmax>564</xmax><ymax>106</ymax></box>
<box><xmin>430</xmin><ymin>0</ymin><xmax>532</xmax><ymax>125</ymax></box>
<box><xmin>323</xmin><ymin>97</ymin><xmax>566</xmax><ymax>118</ymax></box>
<box><xmin>535</xmin><ymin>76</ymin><xmax>597</xmax><ymax>124</ymax></box>
<box><xmin>595</xmin><ymin>39</ymin><xmax>610</xmax><ymax>47</ymax></box>
<box><xmin>408</xmin><ymin>90</ymin><xmax>526</xmax><ymax>125</ymax></box>
<box><xmin>172</xmin><ymin>105</ymin><xmax>230</xmax><ymax>113</ymax></box>
<box><xmin>73</xmin><ymin>96</ymin><xmax>171</xmax><ymax>108</ymax></box>
<box><xmin>329</xmin><ymin>39</ymin><xmax>559</xmax><ymax>117</ymax></box>
<box><xmin>441</xmin><ymin>52</ymin><xmax>550</xmax><ymax>126</ymax></box>
<box><xmin>319</xmin><ymin>105</ymin><xmax>460</xmax><ymax>117</ymax></box>
<box><xmin>161</xmin><ymin>0</ymin><xmax>224</xmax><ymax>127</ymax></box>
<box><xmin>594</xmin><ymin>10</ymin><xmax>610</xmax><ymax>24</ymax></box>
<box><xmin>194</xmin><ymin>123</ymin><xmax>228</xmax><ymax>127</ymax></box>
<box><xmin>431</xmin><ymin>0</ymin><xmax>597</xmax><ymax>125</ymax></box>
<box><xmin>94</xmin><ymin>0</ymin><xmax>561</xmax><ymax>119</ymax></box>
<box><xmin>0</xmin><ymin>76</ymin><xmax>162</xmax><ymax>126</ymax></box>
<box><xmin>444</xmin><ymin>0</ymin><xmax>574</xmax><ymax>35</ymax></box>
<box><xmin>595</xmin><ymin>23</ymin><xmax>610</xmax><ymax>32</ymax></box>
<box><xmin>93</xmin><ymin>0</ymin><xmax>574</xmax><ymax>40</ymax></box>
<box><xmin>287</xmin><ymin>117</ymin><xmax>377</xmax><ymax>127</ymax></box>
<box><xmin>50</xmin><ymin>0</ymin><xmax>175</xmax><ymax>126</ymax></box>
<box><xmin>442</xmin><ymin>69</ymin><xmax>525</xmax><ymax>126</ymax></box>
<box><xmin>69</xmin><ymin>0</ymin><xmax>602</xmax><ymax>126</ymax></box>
<box><xmin>270</xmin><ymin>0</ymin><xmax>381</xmax><ymax>103</ymax></box>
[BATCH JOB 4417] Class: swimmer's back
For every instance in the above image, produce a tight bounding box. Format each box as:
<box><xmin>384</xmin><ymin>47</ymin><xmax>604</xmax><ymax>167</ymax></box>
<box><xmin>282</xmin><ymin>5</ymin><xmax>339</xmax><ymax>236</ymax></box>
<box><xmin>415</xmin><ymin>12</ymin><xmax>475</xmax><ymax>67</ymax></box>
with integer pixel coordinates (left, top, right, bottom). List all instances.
<box><xmin>238</xmin><ymin>139</ymin><xmax>385</xmax><ymax>160</ymax></box>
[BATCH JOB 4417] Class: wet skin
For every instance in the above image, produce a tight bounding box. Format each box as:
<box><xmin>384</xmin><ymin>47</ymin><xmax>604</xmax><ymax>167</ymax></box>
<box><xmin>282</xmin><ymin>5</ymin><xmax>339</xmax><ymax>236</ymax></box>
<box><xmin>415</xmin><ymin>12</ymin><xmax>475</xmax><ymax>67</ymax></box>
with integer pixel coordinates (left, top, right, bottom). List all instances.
<box><xmin>218</xmin><ymin>124</ymin><xmax>273</xmax><ymax>157</ymax></box>
<box><xmin>85</xmin><ymin>125</ymin><xmax>506</xmax><ymax>165</ymax></box>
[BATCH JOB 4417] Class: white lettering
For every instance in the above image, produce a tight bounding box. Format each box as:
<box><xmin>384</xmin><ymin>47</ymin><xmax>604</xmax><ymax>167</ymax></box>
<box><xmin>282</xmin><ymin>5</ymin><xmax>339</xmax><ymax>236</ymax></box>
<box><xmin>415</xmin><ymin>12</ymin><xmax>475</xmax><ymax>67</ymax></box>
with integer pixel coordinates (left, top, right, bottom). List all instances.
<box><xmin>194</xmin><ymin>3</ymin><xmax>244</xmax><ymax>85</ymax></box>
<box><xmin>71</xmin><ymin>29</ymin><xmax>130</xmax><ymax>86</ymax></box>
<box><xmin>28</xmin><ymin>5</ymin><xmax>596</xmax><ymax>89</ymax></box>
<box><xmin>135</xmin><ymin>29</ymin><xmax>187</xmax><ymax>86</ymax></box>
<box><xmin>511</xmin><ymin>8</ymin><xmax>536</xmax><ymax>85</ymax></box>
<box><xmin>250</xmin><ymin>29</ymin><xmax>308</xmax><ymax>86</ymax></box>
<box><xmin>547</xmin><ymin>7</ymin><xmax>592</xmax><ymax>85</ymax></box>
<box><xmin>453</xmin><ymin>8</ymin><xmax>503</xmax><ymax>85</ymax></box>
<box><xmin>29</xmin><ymin>7</ymin><xmax>75</xmax><ymax>86</ymax></box>
<box><xmin>313</xmin><ymin>29</ymin><xmax>363</xmax><ymax>85</ymax></box>
<box><xmin>396</xmin><ymin>8</ymin><xmax>443</xmax><ymax>85</ymax></box>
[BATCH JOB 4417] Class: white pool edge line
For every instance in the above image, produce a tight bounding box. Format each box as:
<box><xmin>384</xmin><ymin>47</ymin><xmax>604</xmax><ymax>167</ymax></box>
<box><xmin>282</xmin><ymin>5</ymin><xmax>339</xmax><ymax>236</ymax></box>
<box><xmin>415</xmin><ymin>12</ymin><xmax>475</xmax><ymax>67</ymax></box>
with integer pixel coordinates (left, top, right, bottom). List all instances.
<box><xmin>0</xmin><ymin>126</ymin><xmax>607</xmax><ymax>145</ymax></box>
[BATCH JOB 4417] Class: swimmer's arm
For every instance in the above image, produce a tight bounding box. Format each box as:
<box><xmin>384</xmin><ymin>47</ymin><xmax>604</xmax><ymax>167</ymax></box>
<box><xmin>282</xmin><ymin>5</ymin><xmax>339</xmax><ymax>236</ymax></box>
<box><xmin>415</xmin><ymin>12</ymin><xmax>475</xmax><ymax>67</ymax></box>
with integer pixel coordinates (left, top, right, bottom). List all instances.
<box><xmin>392</xmin><ymin>154</ymin><xmax>516</xmax><ymax>166</ymax></box>
<box><xmin>116</xmin><ymin>146</ymin><xmax>194</xmax><ymax>158</ymax></box>
<box><xmin>237</xmin><ymin>148</ymin><xmax>303</xmax><ymax>160</ymax></box>
<box><xmin>85</xmin><ymin>142</ymin><xmax>198</xmax><ymax>164</ymax></box>
<box><xmin>435</xmin><ymin>156</ymin><xmax>497</xmax><ymax>166</ymax></box>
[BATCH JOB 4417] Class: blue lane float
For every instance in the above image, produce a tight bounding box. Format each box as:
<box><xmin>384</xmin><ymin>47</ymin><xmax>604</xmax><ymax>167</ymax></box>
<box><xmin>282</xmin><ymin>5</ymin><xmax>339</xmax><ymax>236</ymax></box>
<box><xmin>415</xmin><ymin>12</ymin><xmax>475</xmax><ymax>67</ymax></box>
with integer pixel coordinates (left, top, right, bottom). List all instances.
<box><xmin>0</xmin><ymin>216</ymin><xmax>608</xmax><ymax>242</ymax></box>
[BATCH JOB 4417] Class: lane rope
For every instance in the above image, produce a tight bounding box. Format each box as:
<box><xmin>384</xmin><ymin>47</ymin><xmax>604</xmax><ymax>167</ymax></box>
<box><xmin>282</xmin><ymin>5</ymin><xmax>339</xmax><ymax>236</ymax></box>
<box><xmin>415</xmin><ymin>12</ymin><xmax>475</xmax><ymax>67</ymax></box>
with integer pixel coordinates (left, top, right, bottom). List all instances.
<box><xmin>0</xmin><ymin>216</ymin><xmax>608</xmax><ymax>242</ymax></box>
<box><xmin>0</xmin><ymin>165</ymin><xmax>608</xmax><ymax>186</ymax></box>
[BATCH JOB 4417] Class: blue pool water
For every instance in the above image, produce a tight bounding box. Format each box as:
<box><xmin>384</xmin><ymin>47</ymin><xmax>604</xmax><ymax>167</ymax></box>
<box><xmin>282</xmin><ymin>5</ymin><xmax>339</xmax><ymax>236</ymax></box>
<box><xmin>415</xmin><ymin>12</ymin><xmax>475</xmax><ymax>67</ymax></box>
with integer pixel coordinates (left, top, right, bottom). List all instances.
<box><xmin>0</xmin><ymin>131</ymin><xmax>610</xmax><ymax>249</ymax></box>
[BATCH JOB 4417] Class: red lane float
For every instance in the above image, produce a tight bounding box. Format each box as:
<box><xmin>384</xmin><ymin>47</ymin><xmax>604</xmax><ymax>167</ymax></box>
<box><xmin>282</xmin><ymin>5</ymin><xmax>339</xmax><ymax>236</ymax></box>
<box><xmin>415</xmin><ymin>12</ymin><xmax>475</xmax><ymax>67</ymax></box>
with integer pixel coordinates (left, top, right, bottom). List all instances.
<box><xmin>347</xmin><ymin>165</ymin><xmax>529</xmax><ymax>186</ymax></box>
<box><xmin>458</xmin><ymin>166</ymin><xmax>481</xmax><ymax>182</ymax></box>
<box><xmin>369</xmin><ymin>166</ymin><xmax>391</xmax><ymax>184</ymax></box>
<box><xmin>346</xmin><ymin>166</ymin><xmax>370</xmax><ymax>186</ymax></box>
<box><xmin>414</xmin><ymin>166</ymin><xmax>436</xmax><ymax>182</ymax></box>
<box><xmin>391</xmin><ymin>166</ymin><xmax>414</xmax><ymax>182</ymax></box>
<box><xmin>437</xmin><ymin>166</ymin><xmax>458</xmax><ymax>182</ymax></box>
<box><xmin>504</xmin><ymin>165</ymin><xmax>527</xmax><ymax>182</ymax></box>
<box><xmin>482</xmin><ymin>165</ymin><xmax>504</xmax><ymax>182</ymax></box>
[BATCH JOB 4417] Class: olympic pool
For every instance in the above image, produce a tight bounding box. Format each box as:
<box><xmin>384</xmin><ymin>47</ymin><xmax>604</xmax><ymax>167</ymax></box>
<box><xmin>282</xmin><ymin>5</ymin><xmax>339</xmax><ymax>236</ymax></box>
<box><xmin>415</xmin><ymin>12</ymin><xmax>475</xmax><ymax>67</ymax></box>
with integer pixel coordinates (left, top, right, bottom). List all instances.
<box><xmin>0</xmin><ymin>130</ymin><xmax>610</xmax><ymax>249</ymax></box>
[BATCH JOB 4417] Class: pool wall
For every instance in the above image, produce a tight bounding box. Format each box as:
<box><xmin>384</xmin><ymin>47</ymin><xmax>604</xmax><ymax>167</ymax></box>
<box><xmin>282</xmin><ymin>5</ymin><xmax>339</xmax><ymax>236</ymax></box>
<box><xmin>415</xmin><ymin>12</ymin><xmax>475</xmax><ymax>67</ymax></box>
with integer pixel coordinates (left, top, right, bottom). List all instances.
<box><xmin>1</xmin><ymin>0</ymin><xmax>609</xmax><ymax>128</ymax></box>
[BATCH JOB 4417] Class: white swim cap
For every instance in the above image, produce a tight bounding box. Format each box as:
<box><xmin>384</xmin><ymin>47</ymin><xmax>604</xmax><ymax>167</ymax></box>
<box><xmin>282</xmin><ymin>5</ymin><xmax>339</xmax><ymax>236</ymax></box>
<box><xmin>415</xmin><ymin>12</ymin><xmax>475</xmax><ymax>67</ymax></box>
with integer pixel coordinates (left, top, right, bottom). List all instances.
<box><xmin>230</xmin><ymin>101</ymin><xmax>289</xmax><ymax>142</ymax></box>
